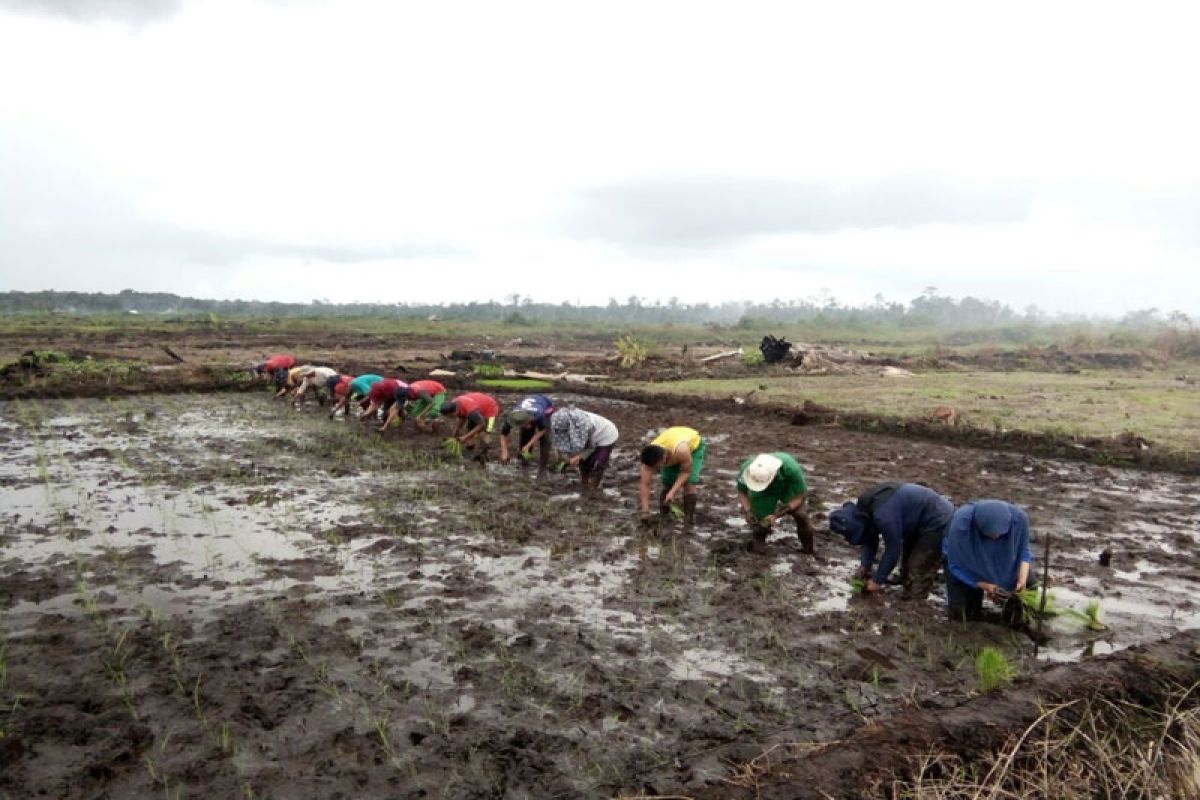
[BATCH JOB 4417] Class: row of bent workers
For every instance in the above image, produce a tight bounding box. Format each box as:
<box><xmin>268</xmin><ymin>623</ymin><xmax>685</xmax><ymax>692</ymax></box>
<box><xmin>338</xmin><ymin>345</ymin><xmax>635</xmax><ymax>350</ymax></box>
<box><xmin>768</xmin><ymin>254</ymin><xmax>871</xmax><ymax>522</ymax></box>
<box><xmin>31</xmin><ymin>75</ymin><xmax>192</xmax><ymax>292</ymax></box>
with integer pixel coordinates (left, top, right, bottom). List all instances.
<box><xmin>257</xmin><ymin>356</ymin><xmax>1037</xmax><ymax>625</ymax></box>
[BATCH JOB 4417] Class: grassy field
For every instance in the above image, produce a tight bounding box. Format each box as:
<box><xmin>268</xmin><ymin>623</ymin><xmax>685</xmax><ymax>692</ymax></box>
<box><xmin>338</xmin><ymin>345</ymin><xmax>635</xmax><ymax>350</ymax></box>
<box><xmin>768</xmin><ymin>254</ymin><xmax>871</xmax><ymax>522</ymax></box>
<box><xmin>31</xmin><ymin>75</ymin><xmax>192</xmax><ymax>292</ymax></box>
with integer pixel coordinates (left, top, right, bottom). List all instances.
<box><xmin>617</xmin><ymin>369</ymin><xmax>1200</xmax><ymax>454</ymax></box>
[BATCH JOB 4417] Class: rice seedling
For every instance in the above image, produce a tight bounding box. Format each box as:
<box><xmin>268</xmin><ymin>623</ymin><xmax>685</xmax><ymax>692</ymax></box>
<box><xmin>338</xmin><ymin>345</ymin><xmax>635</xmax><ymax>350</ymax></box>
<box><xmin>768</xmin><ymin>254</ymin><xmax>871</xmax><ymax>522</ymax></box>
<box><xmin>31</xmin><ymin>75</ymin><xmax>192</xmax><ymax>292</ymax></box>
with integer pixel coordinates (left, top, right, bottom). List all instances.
<box><xmin>1063</xmin><ymin>598</ymin><xmax>1108</xmax><ymax>631</ymax></box>
<box><xmin>442</xmin><ymin>437</ymin><xmax>463</xmax><ymax>457</ymax></box>
<box><xmin>975</xmin><ymin>646</ymin><xmax>1016</xmax><ymax>693</ymax></box>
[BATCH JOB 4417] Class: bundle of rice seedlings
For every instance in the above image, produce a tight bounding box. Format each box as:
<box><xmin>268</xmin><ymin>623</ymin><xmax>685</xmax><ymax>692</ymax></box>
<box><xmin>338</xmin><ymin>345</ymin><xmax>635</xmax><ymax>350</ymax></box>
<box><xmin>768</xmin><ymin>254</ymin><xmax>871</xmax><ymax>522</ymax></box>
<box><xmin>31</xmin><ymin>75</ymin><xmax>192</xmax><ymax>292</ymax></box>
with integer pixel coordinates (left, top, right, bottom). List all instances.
<box><xmin>1063</xmin><ymin>599</ymin><xmax>1108</xmax><ymax>631</ymax></box>
<box><xmin>441</xmin><ymin>438</ymin><xmax>463</xmax><ymax>457</ymax></box>
<box><xmin>976</xmin><ymin>646</ymin><xmax>1016</xmax><ymax>693</ymax></box>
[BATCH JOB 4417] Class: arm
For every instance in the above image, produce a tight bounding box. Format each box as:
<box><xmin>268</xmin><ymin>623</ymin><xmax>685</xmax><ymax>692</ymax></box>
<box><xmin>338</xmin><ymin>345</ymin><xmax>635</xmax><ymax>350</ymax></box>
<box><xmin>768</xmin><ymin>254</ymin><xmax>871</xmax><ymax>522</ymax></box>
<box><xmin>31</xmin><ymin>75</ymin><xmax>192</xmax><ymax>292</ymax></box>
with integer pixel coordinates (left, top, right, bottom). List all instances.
<box><xmin>1011</xmin><ymin>510</ymin><xmax>1034</xmax><ymax>592</ymax></box>
<box><xmin>871</xmin><ymin>507</ymin><xmax>905</xmax><ymax>587</ymax></box>
<box><xmin>662</xmin><ymin>446</ymin><xmax>691</xmax><ymax>504</ymax></box>
<box><xmin>764</xmin><ymin>491</ymin><xmax>806</xmax><ymax>529</ymax></box>
<box><xmin>380</xmin><ymin>402</ymin><xmax>403</xmax><ymax>431</ymax></box>
<box><xmin>520</xmin><ymin>427</ymin><xmax>546</xmax><ymax>454</ymax></box>
<box><xmin>499</xmin><ymin>429</ymin><xmax>512</xmax><ymax>463</ymax></box>
<box><xmin>411</xmin><ymin>391</ymin><xmax>432</xmax><ymax>419</ymax></box>
<box><xmin>639</xmin><ymin>465</ymin><xmax>653</xmax><ymax>514</ymax></box>
<box><xmin>737</xmin><ymin>488</ymin><xmax>754</xmax><ymax>521</ymax></box>
<box><xmin>1015</xmin><ymin>561</ymin><xmax>1031</xmax><ymax>593</ymax></box>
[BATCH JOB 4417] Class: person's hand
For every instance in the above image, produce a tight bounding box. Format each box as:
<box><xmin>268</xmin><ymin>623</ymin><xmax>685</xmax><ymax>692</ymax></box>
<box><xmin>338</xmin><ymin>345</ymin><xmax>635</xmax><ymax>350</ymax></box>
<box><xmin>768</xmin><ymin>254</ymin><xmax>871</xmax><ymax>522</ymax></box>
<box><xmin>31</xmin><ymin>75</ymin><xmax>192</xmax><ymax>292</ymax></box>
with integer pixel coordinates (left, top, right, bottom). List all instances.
<box><xmin>978</xmin><ymin>582</ymin><xmax>1004</xmax><ymax>600</ymax></box>
<box><xmin>1014</xmin><ymin>578</ymin><xmax>1027</xmax><ymax>593</ymax></box>
<box><xmin>568</xmin><ymin>455</ymin><xmax>582</xmax><ymax>467</ymax></box>
<box><xmin>853</xmin><ymin>564</ymin><xmax>871</xmax><ymax>581</ymax></box>
<box><xmin>761</xmin><ymin>514</ymin><xmax>776</xmax><ymax>529</ymax></box>
<box><xmin>500</xmin><ymin>455</ymin><xmax>510</xmax><ymax>465</ymax></box>
<box><xmin>663</xmin><ymin>488</ymin><xmax>679</xmax><ymax>505</ymax></box>
<box><xmin>744</xmin><ymin>510</ymin><xmax>758</xmax><ymax>526</ymax></box>
<box><xmin>639</xmin><ymin>512</ymin><xmax>656</xmax><ymax>528</ymax></box>
<box><xmin>865</xmin><ymin>579</ymin><xmax>882</xmax><ymax>593</ymax></box>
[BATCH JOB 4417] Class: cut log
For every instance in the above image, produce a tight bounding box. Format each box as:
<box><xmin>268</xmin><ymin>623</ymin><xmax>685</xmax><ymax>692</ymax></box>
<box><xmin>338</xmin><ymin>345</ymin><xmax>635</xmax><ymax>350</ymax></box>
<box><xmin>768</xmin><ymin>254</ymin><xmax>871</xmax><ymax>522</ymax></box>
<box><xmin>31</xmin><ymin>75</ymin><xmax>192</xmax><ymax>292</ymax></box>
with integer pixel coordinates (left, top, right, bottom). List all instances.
<box><xmin>700</xmin><ymin>348</ymin><xmax>743</xmax><ymax>363</ymax></box>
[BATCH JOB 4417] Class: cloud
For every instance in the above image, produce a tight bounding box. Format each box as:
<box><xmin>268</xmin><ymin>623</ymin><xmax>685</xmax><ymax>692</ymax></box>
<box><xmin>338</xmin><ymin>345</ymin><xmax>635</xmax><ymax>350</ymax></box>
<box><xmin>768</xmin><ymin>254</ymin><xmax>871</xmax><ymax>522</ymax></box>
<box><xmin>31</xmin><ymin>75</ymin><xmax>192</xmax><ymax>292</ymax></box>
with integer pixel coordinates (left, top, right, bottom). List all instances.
<box><xmin>562</xmin><ymin>173</ymin><xmax>1034</xmax><ymax>248</ymax></box>
<box><xmin>0</xmin><ymin>0</ymin><xmax>181</xmax><ymax>24</ymax></box>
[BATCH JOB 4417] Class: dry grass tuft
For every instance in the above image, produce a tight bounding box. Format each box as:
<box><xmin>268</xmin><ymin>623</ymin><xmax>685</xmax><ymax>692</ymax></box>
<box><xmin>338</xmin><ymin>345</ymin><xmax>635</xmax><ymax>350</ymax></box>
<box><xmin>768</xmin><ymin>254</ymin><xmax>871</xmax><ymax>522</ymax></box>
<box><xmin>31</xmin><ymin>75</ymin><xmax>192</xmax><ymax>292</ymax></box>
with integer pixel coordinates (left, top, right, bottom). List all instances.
<box><xmin>893</xmin><ymin>683</ymin><xmax>1200</xmax><ymax>799</ymax></box>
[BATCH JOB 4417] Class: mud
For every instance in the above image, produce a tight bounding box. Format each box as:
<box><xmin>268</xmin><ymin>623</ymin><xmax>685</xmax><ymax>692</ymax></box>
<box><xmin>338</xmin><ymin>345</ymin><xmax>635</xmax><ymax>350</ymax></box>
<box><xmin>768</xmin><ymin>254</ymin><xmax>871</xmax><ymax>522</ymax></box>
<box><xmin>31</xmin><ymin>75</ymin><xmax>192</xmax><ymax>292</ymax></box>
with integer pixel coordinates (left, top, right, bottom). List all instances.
<box><xmin>1</xmin><ymin>393</ymin><xmax>1198</xmax><ymax>798</ymax></box>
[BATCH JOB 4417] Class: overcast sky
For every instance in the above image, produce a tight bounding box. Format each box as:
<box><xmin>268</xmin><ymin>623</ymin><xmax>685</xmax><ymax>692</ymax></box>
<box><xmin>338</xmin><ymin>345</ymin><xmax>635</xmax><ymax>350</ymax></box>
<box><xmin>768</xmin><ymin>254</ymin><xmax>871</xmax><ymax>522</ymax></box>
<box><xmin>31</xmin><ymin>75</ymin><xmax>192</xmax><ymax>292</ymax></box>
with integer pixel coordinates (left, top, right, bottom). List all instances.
<box><xmin>1</xmin><ymin>0</ymin><xmax>1197</xmax><ymax>316</ymax></box>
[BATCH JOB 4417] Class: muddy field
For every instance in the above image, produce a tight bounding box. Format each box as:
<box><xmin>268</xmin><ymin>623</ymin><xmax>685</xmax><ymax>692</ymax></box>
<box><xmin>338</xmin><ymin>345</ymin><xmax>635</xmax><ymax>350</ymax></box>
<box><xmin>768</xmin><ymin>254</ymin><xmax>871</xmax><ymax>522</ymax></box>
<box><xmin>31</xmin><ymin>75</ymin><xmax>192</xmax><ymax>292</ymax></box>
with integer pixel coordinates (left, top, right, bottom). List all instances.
<box><xmin>2</xmin><ymin>391</ymin><xmax>1198</xmax><ymax>798</ymax></box>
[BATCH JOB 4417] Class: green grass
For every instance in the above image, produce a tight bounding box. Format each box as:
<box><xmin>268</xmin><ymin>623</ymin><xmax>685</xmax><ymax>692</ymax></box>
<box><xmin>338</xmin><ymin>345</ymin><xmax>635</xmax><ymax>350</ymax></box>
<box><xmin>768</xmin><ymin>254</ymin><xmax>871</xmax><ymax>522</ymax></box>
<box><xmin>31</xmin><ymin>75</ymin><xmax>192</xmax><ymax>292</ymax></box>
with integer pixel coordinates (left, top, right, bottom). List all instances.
<box><xmin>616</xmin><ymin>369</ymin><xmax>1200</xmax><ymax>454</ymax></box>
<box><xmin>975</xmin><ymin>647</ymin><xmax>1016</xmax><ymax>693</ymax></box>
<box><xmin>477</xmin><ymin>378</ymin><xmax>554</xmax><ymax>390</ymax></box>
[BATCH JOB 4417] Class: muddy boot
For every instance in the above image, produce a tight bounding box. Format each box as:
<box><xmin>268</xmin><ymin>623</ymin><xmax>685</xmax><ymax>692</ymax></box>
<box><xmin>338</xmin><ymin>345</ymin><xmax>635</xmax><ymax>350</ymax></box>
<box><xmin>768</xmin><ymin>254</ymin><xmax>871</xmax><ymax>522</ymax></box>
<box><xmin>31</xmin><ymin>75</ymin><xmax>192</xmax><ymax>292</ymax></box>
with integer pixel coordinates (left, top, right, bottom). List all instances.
<box><xmin>794</xmin><ymin>512</ymin><xmax>816</xmax><ymax>555</ymax></box>
<box><xmin>682</xmin><ymin>495</ymin><xmax>697</xmax><ymax>531</ymax></box>
<box><xmin>748</xmin><ymin>525</ymin><xmax>769</xmax><ymax>554</ymax></box>
<box><xmin>658</xmin><ymin>488</ymin><xmax>672</xmax><ymax>523</ymax></box>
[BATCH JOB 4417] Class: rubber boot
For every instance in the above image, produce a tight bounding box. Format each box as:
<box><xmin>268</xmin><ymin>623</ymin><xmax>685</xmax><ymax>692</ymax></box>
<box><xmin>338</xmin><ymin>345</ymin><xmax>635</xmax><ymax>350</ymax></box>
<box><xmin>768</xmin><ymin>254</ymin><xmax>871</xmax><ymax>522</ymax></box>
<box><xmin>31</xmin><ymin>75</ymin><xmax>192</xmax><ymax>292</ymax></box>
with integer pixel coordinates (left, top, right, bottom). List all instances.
<box><xmin>794</xmin><ymin>512</ymin><xmax>816</xmax><ymax>555</ymax></box>
<box><xmin>748</xmin><ymin>525</ymin><xmax>769</xmax><ymax>554</ymax></box>
<box><xmin>682</xmin><ymin>495</ymin><xmax>697</xmax><ymax>531</ymax></box>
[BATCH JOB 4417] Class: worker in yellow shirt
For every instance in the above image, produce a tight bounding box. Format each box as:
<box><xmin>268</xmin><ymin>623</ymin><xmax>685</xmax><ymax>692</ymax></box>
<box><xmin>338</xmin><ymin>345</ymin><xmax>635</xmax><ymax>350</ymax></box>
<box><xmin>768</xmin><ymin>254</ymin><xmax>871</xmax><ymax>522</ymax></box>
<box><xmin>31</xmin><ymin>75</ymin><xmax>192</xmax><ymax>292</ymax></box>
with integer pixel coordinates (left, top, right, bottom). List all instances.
<box><xmin>638</xmin><ymin>426</ymin><xmax>706</xmax><ymax>529</ymax></box>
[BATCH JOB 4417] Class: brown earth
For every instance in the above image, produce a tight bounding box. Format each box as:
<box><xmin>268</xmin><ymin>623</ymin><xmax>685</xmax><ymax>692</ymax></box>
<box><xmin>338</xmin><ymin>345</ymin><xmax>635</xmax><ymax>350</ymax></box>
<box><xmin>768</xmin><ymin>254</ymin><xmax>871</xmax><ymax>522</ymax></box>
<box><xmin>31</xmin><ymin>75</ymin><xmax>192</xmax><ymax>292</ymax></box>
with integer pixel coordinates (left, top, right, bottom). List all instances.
<box><xmin>1</xmin><ymin>387</ymin><xmax>1197</xmax><ymax>799</ymax></box>
<box><xmin>1</xmin><ymin>326</ymin><xmax>1193</xmax><ymax>475</ymax></box>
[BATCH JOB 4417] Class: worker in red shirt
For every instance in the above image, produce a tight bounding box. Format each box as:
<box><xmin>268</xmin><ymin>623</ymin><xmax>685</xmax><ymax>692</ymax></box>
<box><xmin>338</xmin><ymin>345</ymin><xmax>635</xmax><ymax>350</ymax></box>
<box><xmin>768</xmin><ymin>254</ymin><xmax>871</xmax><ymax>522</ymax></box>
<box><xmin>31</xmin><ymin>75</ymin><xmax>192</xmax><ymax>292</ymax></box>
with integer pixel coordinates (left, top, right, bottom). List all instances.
<box><xmin>387</xmin><ymin>379</ymin><xmax>448</xmax><ymax>432</ymax></box>
<box><xmin>359</xmin><ymin>378</ymin><xmax>408</xmax><ymax>426</ymax></box>
<box><xmin>254</xmin><ymin>354</ymin><xmax>296</xmax><ymax>393</ymax></box>
<box><xmin>440</xmin><ymin>392</ymin><xmax>500</xmax><ymax>450</ymax></box>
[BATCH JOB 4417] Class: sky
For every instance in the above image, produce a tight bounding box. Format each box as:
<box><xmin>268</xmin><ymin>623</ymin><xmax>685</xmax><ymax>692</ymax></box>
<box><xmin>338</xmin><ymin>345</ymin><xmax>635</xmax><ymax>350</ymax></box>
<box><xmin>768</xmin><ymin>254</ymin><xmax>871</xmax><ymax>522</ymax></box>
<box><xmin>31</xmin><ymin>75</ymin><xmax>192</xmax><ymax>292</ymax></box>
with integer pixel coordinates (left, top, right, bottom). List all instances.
<box><xmin>1</xmin><ymin>0</ymin><xmax>1197</xmax><ymax>317</ymax></box>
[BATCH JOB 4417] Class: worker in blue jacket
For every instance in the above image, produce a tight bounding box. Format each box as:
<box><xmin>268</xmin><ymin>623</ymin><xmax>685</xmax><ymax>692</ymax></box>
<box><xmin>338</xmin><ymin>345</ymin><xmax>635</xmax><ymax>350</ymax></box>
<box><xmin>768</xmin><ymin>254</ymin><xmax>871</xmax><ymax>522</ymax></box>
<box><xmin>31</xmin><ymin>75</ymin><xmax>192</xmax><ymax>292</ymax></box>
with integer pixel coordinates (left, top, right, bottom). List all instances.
<box><xmin>829</xmin><ymin>481</ymin><xmax>954</xmax><ymax>599</ymax></box>
<box><xmin>942</xmin><ymin>500</ymin><xmax>1034</xmax><ymax>622</ymax></box>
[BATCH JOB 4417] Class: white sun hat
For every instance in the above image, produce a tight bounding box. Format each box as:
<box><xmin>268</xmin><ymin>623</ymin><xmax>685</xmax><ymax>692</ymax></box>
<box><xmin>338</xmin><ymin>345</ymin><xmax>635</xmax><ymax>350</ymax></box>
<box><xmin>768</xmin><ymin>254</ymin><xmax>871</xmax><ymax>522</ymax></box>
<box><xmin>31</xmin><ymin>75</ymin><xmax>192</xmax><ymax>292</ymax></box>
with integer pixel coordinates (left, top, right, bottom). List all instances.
<box><xmin>744</xmin><ymin>454</ymin><xmax>783</xmax><ymax>492</ymax></box>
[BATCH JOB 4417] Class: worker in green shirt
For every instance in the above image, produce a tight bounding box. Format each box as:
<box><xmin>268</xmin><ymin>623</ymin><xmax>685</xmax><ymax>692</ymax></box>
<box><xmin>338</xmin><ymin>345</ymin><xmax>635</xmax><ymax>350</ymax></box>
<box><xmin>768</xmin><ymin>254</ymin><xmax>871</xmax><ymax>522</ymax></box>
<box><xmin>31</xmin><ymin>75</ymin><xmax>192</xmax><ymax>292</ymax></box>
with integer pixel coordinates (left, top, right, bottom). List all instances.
<box><xmin>736</xmin><ymin>452</ymin><xmax>817</xmax><ymax>555</ymax></box>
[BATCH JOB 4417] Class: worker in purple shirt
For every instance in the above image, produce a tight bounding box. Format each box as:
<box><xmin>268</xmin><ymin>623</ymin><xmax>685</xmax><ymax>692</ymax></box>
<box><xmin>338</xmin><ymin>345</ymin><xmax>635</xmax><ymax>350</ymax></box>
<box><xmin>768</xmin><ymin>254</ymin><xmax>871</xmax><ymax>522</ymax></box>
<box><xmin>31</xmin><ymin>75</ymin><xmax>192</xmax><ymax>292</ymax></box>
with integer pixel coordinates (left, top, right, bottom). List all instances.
<box><xmin>498</xmin><ymin>394</ymin><xmax>555</xmax><ymax>478</ymax></box>
<box><xmin>829</xmin><ymin>482</ymin><xmax>954</xmax><ymax>600</ymax></box>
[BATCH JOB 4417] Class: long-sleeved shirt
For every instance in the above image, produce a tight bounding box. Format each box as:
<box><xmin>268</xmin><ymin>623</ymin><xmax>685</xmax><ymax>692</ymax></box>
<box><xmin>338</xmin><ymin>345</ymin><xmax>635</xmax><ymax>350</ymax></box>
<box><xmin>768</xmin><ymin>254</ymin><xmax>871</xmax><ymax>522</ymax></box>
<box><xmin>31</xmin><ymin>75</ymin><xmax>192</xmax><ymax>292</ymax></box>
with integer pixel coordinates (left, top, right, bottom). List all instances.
<box><xmin>551</xmin><ymin>408</ymin><xmax>618</xmax><ymax>454</ymax></box>
<box><xmin>943</xmin><ymin>501</ymin><xmax>1034</xmax><ymax>590</ymax></box>
<box><xmin>857</xmin><ymin>483</ymin><xmax>954</xmax><ymax>583</ymax></box>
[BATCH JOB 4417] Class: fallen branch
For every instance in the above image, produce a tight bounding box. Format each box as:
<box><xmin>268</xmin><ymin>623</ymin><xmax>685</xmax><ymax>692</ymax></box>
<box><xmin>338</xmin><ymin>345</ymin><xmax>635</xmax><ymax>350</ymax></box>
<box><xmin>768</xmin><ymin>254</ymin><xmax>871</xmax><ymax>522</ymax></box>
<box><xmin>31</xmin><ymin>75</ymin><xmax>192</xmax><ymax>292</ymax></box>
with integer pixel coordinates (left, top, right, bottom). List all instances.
<box><xmin>700</xmin><ymin>348</ymin><xmax>743</xmax><ymax>363</ymax></box>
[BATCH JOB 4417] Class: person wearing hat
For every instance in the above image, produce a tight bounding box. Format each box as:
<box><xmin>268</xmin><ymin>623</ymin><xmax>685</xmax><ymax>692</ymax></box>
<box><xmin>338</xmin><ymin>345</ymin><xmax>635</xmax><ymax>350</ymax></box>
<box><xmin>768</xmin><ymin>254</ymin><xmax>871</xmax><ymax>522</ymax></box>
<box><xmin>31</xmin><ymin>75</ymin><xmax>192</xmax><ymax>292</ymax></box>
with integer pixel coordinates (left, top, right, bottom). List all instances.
<box><xmin>942</xmin><ymin>499</ymin><xmax>1034</xmax><ymax>622</ymax></box>
<box><xmin>498</xmin><ymin>394</ymin><xmax>555</xmax><ymax>477</ymax></box>
<box><xmin>440</xmin><ymin>392</ymin><xmax>501</xmax><ymax>450</ymax></box>
<box><xmin>639</xmin><ymin>426</ymin><xmax>706</xmax><ymax>529</ymax></box>
<box><xmin>291</xmin><ymin>366</ymin><xmax>338</xmax><ymax>406</ymax></box>
<box><xmin>828</xmin><ymin>482</ymin><xmax>954</xmax><ymax>598</ymax></box>
<box><xmin>550</xmin><ymin>406</ymin><xmax>619</xmax><ymax>496</ymax></box>
<box><xmin>359</xmin><ymin>377</ymin><xmax>408</xmax><ymax>427</ymax></box>
<box><xmin>736</xmin><ymin>452</ymin><xmax>816</xmax><ymax>555</ymax></box>
<box><xmin>274</xmin><ymin>363</ymin><xmax>315</xmax><ymax>398</ymax></box>
<box><xmin>329</xmin><ymin>373</ymin><xmax>382</xmax><ymax>419</ymax></box>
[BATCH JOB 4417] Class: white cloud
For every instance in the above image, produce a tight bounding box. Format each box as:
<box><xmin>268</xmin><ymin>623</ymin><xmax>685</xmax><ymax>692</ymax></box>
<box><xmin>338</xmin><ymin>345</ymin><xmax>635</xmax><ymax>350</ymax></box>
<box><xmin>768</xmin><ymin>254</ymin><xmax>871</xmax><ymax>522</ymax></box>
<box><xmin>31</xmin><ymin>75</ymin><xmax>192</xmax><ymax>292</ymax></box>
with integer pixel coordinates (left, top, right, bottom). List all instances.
<box><xmin>1</xmin><ymin>0</ymin><xmax>1198</xmax><ymax>315</ymax></box>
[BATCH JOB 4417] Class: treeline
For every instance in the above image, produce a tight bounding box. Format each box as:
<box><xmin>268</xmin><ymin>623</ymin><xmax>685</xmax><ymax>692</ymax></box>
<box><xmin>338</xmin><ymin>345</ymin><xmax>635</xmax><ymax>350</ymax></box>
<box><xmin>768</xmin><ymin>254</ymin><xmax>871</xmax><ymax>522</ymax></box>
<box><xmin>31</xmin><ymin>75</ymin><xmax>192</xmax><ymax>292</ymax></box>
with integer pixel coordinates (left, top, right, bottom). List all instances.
<box><xmin>0</xmin><ymin>288</ymin><xmax>1193</xmax><ymax>332</ymax></box>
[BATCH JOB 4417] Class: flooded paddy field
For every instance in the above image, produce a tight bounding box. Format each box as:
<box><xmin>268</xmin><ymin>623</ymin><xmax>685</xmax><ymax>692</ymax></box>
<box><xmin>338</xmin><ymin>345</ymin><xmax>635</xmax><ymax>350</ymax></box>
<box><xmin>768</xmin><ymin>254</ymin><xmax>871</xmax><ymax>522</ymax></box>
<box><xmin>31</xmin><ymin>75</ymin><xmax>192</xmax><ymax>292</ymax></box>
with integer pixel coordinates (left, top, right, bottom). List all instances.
<box><xmin>1</xmin><ymin>393</ymin><xmax>1198</xmax><ymax>798</ymax></box>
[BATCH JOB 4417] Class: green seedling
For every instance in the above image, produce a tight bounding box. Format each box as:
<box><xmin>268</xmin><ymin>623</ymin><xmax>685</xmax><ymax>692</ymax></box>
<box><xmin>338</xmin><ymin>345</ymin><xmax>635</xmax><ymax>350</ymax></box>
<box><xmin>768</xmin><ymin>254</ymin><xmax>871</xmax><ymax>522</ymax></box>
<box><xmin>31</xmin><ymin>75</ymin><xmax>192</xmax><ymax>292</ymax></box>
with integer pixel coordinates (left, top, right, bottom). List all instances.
<box><xmin>669</xmin><ymin>504</ymin><xmax>685</xmax><ymax>520</ymax></box>
<box><xmin>1063</xmin><ymin>598</ymin><xmax>1108</xmax><ymax>631</ymax></box>
<box><xmin>975</xmin><ymin>646</ymin><xmax>1015</xmax><ymax>693</ymax></box>
<box><xmin>849</xmin><ymin>578</ymin><xmax>866</xmax><ymax>594</ymax></box>
<box><xmin>442</xmin><ymin>438</ymin><xmax>463</xmax><ymax>457</ymax></box>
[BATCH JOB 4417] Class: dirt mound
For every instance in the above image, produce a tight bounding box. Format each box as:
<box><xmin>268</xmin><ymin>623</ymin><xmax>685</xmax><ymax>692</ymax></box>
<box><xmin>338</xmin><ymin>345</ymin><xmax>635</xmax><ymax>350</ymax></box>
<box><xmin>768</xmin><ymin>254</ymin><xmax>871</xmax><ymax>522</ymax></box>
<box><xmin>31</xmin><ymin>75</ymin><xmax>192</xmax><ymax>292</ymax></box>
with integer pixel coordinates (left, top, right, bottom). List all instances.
<box><xmin>698</xmin><ymin>629</ymin><xmax>1200</xmax><ymax>799</ymax></box>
